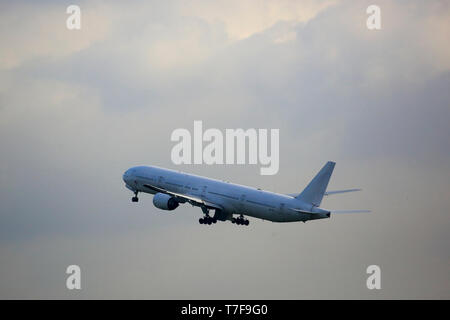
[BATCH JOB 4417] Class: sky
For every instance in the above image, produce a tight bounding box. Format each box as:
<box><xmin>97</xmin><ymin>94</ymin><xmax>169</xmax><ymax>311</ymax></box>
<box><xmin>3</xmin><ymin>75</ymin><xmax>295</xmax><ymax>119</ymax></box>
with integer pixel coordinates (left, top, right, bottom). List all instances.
<box><xmin>0</xmin><ymin>0</ymin><xmax>449</xmax><ymax>299</ymax></box>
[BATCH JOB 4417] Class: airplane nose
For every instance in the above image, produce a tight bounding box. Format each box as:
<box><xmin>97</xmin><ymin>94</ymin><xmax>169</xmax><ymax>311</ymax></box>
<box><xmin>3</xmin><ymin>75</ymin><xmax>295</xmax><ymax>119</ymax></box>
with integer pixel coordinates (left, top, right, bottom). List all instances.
<box><xmin>122</xmin><ymin>169</ymin><xmax>130</xmax><ymax>184</ymax></box>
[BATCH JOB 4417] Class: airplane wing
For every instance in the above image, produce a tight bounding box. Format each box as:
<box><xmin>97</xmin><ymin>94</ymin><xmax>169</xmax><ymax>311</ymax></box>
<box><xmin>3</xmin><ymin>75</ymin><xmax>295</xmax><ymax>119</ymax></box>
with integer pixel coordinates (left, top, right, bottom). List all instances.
<box><xmin>143</xmin><ymin>184</ymin><xmax>223</xmax><ymax>210</ymax></box>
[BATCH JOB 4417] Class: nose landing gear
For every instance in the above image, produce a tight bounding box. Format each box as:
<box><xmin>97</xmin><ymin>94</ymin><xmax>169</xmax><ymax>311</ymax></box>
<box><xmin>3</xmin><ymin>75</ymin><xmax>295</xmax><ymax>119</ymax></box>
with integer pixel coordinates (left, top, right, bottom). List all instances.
<box><xmin>131</xmin><ymin>191</ymin><xmax>139</xmax><ymax>202</ymax></box>
<box><xmin>232</xmin><ymin>215</ymin><xmax>249</xmax><ymax>226</ymax></box>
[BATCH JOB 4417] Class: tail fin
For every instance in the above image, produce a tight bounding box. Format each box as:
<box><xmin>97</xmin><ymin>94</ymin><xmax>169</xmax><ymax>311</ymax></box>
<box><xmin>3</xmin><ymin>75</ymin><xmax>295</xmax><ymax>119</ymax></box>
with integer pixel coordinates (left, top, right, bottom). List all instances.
<box><xmin>296</xmin><ymin>161</ymin><xmax>335</xmax><ymax>206</ymax></box>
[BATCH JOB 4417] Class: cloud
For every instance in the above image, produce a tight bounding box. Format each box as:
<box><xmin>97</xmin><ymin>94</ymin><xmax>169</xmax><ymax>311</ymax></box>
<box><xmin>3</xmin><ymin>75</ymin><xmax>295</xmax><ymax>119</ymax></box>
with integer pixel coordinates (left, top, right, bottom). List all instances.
<box><xmin>179</xmin><ymin>0</ymin><xmax>337</xmax><ymax>40</ymax></box>
<box><xmin>0</xmin><ymin>1</ymin><xmax>110</xmax><ymax>70</ymax></box>
<box><xmin>0</xmin><ymin>0</ymin><xmax>449</xmax><ymax>298</ymax></box>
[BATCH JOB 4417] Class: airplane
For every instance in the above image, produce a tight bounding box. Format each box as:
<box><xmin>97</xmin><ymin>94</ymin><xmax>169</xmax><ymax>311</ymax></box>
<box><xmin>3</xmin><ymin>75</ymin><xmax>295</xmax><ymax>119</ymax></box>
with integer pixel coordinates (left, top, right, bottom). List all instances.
<box><xmin>122</xmin><ymin>161</ymin><xmax>369</xmax><ymax>226</ymax></box>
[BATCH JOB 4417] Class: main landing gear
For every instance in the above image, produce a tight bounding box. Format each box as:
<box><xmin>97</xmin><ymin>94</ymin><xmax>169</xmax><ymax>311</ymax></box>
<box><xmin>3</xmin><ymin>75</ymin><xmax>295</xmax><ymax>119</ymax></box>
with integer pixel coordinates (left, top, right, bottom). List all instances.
<box><xmin>232</xmin><ymin>215</ymin><xmax>249</xmax><ymax>226</ymax></box>
<box><xmin>199</xmin><ymin>206</ymin><xmax>217</xmax><ymax>225</ymax></box>
<box><xmin>131</xmin><ymin>191</ymin><xmax>139</xmax><ymax>202</ymax></box>
<box><xmin>199</xmin><ymin>216</ymin><xmax>217</xmax><ymax>225</ymax></box>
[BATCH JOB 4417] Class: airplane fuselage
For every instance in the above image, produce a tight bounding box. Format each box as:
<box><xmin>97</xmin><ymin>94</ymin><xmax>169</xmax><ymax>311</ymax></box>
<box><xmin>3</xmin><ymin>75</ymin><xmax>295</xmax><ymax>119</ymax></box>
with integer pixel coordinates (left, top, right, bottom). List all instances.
<box><xmin>123</xmin><ymin>166</ymin><xmax>330</xmax><ymax>223</ymax></box>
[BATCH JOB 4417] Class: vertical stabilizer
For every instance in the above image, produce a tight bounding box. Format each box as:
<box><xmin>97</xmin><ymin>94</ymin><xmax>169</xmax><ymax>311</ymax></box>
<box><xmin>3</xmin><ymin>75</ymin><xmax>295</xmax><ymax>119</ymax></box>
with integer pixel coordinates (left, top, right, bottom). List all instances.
<box><xmin>296</xmin><ymin>161</ymin><xmax>335</xmax><ymax>206</ymax></box>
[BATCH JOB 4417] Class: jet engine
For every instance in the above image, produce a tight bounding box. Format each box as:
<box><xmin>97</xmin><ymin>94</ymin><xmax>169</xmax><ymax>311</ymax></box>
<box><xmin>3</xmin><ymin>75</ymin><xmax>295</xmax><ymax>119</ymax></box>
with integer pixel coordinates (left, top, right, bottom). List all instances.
<box><xmin>152</xmin><ymin>193</ymin><xmax>179</xmax><ymax>211</ymax></box>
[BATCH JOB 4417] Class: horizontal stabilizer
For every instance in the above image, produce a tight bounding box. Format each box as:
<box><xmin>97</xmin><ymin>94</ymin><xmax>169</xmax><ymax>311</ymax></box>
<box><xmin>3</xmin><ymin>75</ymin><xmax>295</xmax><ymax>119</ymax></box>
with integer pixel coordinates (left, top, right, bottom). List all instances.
<box><xmin>287</xmin><ymin>188</ymin><xmax>362</xmax><ymax>198</ymax></box>
<box><xmin>330</xmin><ymin>210</ymin><xmax>371</xmax><ymax>214</ymax></box>
<box><xmin>290</xmin><ymin>208</ymin><xmax>315</xmax><ymax>214</ymax></box>
<box><xmin>290</xmin><ymin>207</ymin><xmax>330</xmax><ymax>215</ymax></box>
<box><xmin>325</xmin><ymin>188</ymin><xmax>361</xmax><ymax>196</ymax></box>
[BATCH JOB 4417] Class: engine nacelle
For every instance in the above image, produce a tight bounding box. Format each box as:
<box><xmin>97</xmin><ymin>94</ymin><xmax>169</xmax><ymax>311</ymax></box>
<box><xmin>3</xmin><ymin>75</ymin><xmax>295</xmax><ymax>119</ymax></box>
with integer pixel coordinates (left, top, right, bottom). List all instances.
<box><xmin>152</xmin><ymin>193</ymin><xmax>179</xmax><ymax>211</ymax></box>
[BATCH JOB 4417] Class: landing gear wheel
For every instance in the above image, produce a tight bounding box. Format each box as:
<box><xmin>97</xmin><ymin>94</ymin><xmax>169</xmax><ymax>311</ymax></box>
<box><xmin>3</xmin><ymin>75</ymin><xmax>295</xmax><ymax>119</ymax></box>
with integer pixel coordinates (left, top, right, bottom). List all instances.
<box><xmin>131</xmin><ymin>191</ymin><xmax>139</xmax><ymax>202</ymax></box>
<box><xmin>232</xmin><ymin>215</ymin><xmax>249</xmax><ymax>226</ymax></box>
<box><xmin>200</xmin><ymin>215</ymin><xmax>215</xmax><ymax>225</ymax></box>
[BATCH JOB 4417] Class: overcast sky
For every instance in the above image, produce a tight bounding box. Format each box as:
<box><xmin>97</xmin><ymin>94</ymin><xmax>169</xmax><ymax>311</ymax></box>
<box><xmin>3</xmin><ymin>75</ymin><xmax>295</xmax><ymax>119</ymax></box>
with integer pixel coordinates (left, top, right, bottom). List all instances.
<box><xmin>0</xmin><ymin>0</ymin><xmax>449</xmax><ymax>299</ymax></box>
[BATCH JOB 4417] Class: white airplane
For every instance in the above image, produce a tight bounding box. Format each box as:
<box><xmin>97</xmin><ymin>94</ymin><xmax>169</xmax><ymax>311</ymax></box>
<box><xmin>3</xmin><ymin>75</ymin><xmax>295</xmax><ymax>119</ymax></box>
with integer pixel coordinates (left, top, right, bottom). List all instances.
<box><xmin>122</xmin><ymin>161</ymin><xmax>369</xmax><ymax>226</ymax></box>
